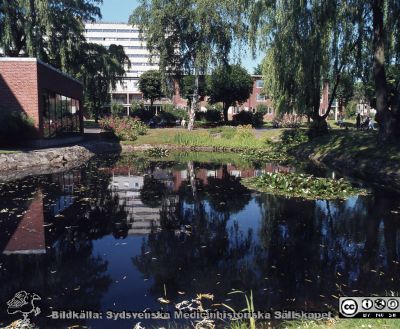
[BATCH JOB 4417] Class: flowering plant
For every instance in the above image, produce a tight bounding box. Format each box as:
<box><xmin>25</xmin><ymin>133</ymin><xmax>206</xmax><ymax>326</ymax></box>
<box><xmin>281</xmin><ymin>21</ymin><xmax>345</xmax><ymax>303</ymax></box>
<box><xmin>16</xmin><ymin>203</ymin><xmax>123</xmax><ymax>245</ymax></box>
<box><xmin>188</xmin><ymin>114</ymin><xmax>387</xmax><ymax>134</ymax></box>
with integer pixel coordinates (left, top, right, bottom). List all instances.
<box><xmin>99</xmin><ymin>116</ymin><xmax>148</xmax><ymax>141</ymax></box>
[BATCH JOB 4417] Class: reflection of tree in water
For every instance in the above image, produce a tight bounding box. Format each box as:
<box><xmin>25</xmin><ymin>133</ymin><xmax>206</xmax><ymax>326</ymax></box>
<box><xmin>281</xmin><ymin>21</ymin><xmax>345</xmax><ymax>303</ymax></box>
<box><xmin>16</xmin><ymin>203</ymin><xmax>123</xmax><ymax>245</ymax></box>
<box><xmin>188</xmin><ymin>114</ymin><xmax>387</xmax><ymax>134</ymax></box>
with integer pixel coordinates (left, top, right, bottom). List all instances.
<box><xmin>204</xmin><ymin>165</ymin><xmax>252</xmax><ymax>214</ymax></box>
<box><xmin>0</xmin><ymin>156</ymin><xmax>126</xmax><ymax>327</ymax></box>
<box><xmin>0</xmin><ymin>239</ymin><xmax>111</xmax><ymax>328</ymax></box>
<box><xmin>133</xmin><ymin>162</ymin><xmax>257</xmax><ymax>307</ymax></box>
<box><xmin>140</xmin><ymin>176</ymin><xmax>169</xmax><ymax>208</ymax></box>
<box><xmin>252</xmin><ymin>192</ymin><xmax>400</xmax><ymax>311</ymax></box>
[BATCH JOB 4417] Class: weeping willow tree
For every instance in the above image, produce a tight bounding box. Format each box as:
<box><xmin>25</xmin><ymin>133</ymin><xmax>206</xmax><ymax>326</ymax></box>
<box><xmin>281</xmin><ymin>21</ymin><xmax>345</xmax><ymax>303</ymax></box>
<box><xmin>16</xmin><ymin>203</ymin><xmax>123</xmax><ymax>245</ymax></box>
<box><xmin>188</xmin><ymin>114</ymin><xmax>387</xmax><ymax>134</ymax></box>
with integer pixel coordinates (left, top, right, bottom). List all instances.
<box><xmin>0</xmin><ymin>0</ymin><xmax>102</xmax><ymax>72</ymax></box>
<box><xmin>130</xmin><ymin>0</ymin><xmax>245</xmax><ymax>130</ymax></box>
<box><xmin>242</xmin><ymin>0</ymin><xmax>400</xmax><ymax>142</ymax></box>
<box><xmin>240</xmin><ymin>0</ymin><xmax>361</xmax><ymax>136</ymax></box>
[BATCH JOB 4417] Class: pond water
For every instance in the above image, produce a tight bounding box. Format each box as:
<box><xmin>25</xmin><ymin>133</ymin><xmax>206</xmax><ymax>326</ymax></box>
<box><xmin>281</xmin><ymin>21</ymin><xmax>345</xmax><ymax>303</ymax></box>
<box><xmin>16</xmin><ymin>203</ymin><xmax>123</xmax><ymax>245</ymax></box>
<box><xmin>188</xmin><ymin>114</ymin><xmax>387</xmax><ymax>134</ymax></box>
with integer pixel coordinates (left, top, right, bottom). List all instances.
<box><xmin>0</xmin><ymin>153</ymin><xmax>399</xmax><ymax>328</ymax></box>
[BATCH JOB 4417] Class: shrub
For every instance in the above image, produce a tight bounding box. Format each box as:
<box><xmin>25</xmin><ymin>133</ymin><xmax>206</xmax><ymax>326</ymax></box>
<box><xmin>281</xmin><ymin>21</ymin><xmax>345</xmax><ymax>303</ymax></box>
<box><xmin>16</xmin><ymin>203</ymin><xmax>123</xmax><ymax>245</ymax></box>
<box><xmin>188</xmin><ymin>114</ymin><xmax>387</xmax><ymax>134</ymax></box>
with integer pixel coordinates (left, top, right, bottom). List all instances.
<box><xmin>111</xmin><ymin>103</ymin><xmax>126</xmax><ymax>117</ymax></box>
<box><xmin>233</xmin><ymin>110</ymin><xmax>254</xmax><ymax>125</ymax></box>
<box><xmin>232</xmin><ymin>110</ymin><xmax>264</xmax><ymax>127</ymax></box>
<box><xmin>280</xmin><ymin>129</ymin><xmax>309</xmax><ymax>145</ymax></box>
<box><xmin>256</xmin><ymin>104</ymin><xmax>269</xmax><ymax>116</ymax></box>
<box><xmin>130</xmin><ymin>101</ymin><xmax>155</xmax><ymax>121</ymax></box>
<box><xmin>160</xmin><ymin>105</ymin><xmax>188</xmax><ymax>123</ymax></box>
<box><xmin>205</xmin><ymin>109</ymin><xmax>222</xmax><ymax>122</ymax></box>
<box><xmin>272</xmin><ymin>113</ymin><xmax>303</xmax><ymax>128</ymax></box>
<box><xmin>0</xmin><ymin>111</ymin><xmax>37</xmax><ymax>146</ymax></box>
<box><xmin>99</xmin><ymin>116</ymin><xmax>148</xmax><ymax>141</ymax></box>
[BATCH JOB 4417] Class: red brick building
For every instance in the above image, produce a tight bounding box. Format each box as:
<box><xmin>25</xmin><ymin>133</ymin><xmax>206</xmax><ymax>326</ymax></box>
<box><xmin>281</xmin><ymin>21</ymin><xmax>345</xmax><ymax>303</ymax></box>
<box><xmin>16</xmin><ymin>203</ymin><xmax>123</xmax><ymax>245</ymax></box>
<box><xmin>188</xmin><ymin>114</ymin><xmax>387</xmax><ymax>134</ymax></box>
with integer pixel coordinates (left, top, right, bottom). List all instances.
<box><xmin>172</xmin><ymin>75</ymin><xmax>275</xmax><ymax>120</ymax></box>
<box><xmin>0</xmin><ymin>58</ymin><xmax>84</xmax><ymax>139</ymax></box>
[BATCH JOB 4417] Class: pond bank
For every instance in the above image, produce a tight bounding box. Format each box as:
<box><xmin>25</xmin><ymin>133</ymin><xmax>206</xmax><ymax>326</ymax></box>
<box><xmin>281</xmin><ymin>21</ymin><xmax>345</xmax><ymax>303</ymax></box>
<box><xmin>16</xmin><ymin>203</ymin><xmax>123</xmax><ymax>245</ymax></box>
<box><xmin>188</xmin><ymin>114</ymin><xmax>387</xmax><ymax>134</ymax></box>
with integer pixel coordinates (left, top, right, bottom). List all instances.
<box><xmin>289</xmin><ymin>130</ymin><xmax>400</xmax><ymax>191</ymax></box>
<box><xmin>0</xmin><ymin>142</ymin><xmax>123</xmax><ymax>182</ymax></box>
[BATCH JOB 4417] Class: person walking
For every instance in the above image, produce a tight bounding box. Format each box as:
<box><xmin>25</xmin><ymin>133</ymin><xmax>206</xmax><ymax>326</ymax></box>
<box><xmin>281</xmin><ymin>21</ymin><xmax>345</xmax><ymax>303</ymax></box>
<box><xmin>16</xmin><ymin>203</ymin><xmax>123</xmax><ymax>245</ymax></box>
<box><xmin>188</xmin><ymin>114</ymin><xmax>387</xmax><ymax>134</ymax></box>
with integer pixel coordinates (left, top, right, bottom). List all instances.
<box><xmin>356</xmin><ymin>113</ymin><xmax>361</xmax><ymax>130</ymax></box>
<box><xmin>368</xmin><ymin>116</ymin><xmax>375</xmax><ymax>130</ymax></box>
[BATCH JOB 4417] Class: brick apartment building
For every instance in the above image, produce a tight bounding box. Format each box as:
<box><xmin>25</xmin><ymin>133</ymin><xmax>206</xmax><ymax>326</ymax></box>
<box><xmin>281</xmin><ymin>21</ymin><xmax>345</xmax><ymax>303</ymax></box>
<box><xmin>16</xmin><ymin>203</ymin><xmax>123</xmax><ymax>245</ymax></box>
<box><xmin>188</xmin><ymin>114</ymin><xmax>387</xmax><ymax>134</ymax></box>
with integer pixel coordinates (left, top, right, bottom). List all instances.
<box><xmin>172</xmin><ymin>75</ymin><xmax>275</xmax><ymax>120</ymax></box>
<box><xmin>0</xmin><ymin>58</ymin><xmax>84</xmax><ymax>140</ymax></box>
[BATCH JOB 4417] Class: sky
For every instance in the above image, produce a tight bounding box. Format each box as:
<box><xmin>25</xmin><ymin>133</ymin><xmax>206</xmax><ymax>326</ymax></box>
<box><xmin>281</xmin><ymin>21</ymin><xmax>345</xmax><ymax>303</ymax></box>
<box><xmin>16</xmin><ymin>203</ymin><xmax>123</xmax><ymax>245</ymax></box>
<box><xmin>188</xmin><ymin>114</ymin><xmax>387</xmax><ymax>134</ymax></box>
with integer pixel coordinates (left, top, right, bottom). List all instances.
<box><xmin>99</xmin><ymin>0</ymin><xmax>263</xmax><ymax>73</ymax></box>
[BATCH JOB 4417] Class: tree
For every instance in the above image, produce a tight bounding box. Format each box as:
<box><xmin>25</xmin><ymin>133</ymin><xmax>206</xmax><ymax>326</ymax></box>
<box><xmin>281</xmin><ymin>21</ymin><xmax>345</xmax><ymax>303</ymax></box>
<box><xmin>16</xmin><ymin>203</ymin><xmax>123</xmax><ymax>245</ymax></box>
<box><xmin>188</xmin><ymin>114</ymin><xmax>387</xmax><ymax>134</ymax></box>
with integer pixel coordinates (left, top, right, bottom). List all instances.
<box><xmin>243</xmin><ymin>0</ymin><xmax>400</xmax><ymax>142</ymax></box>
<box><xmin>76</xmin><ymin>43</ymin><xmax>130</xmax><ymax>121</ymax></box>
<box><xmin>253</xmin><ymin>63</ymin><xmax>262</xmax><ymax>75</ymax></box>
<box><xmin>130</xmin><ymin>0</ymin><xmax>243</xmax><ymax>130</ymax></box>
<box><xmin>138</xmin><ymin>70</ymin><xmax>163</xmax><ymax>114</ymax></box>
<box><xmin>336</xmin><ymin>73</ymin><xmax>355</xmax><ymax>116</ymax></box>
<box><xmin>0</xmin><ymin>0</ymin><xmax>102</xmax><ymax>71</ymax></box>
<box><xmin>207</xmin><ymin>64</ymin><xmax>253</xmax><ymax>122</ymax></box>
<box><xmin>0</xmin><ymin>0</ymin><xmax>130</xmax><ymax>121</ymax></box>
<box><xmin>179</xmin><ymin>75</ymin><xmax>207</xmax><ymax>110</ymax></box>
<box><xmin>243</xmin><ymin>1</ymin><xmax>362</xmax><ymax>136</ymax></box>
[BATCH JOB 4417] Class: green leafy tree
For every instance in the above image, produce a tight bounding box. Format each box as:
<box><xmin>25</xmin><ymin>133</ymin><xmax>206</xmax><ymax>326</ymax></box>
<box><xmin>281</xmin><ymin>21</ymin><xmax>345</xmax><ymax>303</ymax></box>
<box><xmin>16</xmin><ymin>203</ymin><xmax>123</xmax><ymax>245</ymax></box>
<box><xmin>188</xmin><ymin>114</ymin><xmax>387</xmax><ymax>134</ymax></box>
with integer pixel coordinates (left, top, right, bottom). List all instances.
<box><xmin>336</xmin><ymin>73</ymin><xmax>355</xmax><ymax>115</ymax></box>
<box><xmin>253</xmin><ymin>63</ymin><xmax>262</xmax><ymax>75</ymax></box>
<box><xmin>0</xmin><ymin>0</ymin><xmax>102</xmax><ymax>71</ymax></box>
<box><xmin>76</xmin><ymin>43</ymin><xmax>130</xmax><ymax>121</ymax></box>
<box><xmin>179</xmin><ymin>75</ymin><xmax>207</xmax><ymax>110</ymax></box>
<box><xmin>207</xmin><ymin>64</ymin><xmax>253</xmax><ymax>122</ymax></box>
<box><xmin>130</xmin><ymin>0</ymin><xmax>244</xmax><ymax>130</ymax></box>
<box><xmin>138</xmin><ymin>70</ymin><xmax>163</xmax><ymax>114</ymax></box>
<box><xmin>243</xmin><ymin>1</ymin><xmax>362</xmax><ymax>136</ymax></box>
<box><xmin>243</xmin><ymin>0</ymin><xmax>400</xmax><ymax>142</ymax></box>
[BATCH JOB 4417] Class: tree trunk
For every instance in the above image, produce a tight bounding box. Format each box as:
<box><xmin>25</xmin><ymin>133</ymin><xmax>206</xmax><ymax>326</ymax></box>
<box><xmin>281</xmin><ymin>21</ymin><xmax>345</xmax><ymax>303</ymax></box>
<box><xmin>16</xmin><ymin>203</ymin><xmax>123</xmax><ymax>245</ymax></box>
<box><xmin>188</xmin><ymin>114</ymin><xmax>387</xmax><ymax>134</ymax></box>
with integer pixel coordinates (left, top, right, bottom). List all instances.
<box><xmin>372</xmin><ymin>0</ymin><xmax>394</xmax><ymax>143</ymax></box>
<box><xmin>223</xmin><ymin>102</ymin><xmax>229</xmax><ymax>123</ymax></box>
<box><xmin>188</xmin><ymin>69</ymin><xmax>199</xmax><ymax>131</ymax></box>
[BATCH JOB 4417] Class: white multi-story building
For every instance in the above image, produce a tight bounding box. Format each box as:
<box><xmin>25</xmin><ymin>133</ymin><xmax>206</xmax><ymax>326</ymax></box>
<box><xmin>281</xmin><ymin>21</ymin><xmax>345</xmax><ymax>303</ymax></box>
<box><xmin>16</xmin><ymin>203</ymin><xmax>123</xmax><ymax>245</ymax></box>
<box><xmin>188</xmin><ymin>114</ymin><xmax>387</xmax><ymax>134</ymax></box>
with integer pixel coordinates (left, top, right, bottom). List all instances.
<box><xmin>84</xmin><ymin>22</ymin><xmax>160</xmax><ymax>112</ymax></box>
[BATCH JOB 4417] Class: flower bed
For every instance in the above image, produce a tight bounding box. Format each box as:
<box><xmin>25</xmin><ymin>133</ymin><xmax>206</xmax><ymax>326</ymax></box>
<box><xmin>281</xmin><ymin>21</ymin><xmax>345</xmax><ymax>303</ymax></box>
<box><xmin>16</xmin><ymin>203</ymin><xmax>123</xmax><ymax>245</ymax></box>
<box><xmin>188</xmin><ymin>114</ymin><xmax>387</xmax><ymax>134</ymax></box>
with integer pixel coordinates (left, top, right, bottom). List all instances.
<box><xmin>99</xmin><ymin>116</ymin><xmax>148</xmax><ymax>141</ymax></box>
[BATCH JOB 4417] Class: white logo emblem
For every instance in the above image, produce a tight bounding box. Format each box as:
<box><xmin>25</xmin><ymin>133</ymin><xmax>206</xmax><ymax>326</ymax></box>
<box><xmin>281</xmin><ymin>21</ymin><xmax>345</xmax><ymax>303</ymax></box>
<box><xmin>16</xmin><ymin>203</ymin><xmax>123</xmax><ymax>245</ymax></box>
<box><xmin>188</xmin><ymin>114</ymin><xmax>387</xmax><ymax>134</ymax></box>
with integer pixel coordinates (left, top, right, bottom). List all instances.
<box><xmin>6</xmin><ymin>291</ymin><xmax>41</xmax><ymax>327</ymax></box>
<box><xmin>340</xmin><ymin>298</ymin><xmax>358</xmax><ymax>317</ymax></box>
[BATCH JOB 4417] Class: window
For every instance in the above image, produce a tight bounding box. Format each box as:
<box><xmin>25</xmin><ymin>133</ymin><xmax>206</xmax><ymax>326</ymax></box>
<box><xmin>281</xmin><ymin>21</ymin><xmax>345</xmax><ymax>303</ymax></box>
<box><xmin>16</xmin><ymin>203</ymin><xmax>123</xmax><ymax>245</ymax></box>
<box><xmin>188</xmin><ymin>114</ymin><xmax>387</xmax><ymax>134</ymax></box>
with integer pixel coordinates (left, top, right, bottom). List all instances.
<box><xmin>42</xmin><ymin>90</ymin><xmax>80</xmax><ymax>138</ymax></box>
<box><xmin>256</xmin><ymin>79</ymin><xmax>264</xmax><ymax>88</ymax></box>
<box><xmin>256</xmin><ymin>93</ymin><xmax>267</xmax><ymax>101</ymax></box>
<box><xmin>112</xmin><ymin>94</ymin><xmax>128</xmax><ymax>104</ymax></box>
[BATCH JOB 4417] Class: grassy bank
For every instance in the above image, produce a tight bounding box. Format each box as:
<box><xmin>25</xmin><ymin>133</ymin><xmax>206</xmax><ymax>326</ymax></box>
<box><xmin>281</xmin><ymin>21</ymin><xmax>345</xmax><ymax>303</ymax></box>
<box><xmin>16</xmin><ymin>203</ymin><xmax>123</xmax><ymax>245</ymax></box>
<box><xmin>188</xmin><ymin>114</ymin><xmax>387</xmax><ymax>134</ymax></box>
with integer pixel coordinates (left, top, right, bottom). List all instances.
<box><xmin>122</xmin><ymin>127</ymin><xmax>276</xmax><ymax>149</ymax></box>
<box><xmin>281</xmin><ymin>318</ymin><xmax>399</xmax><ymax>329</ymax></box>
<box><xmin>0</xmin><ymin>150</ymin><xmax>18</xmax><ymax>154</ymax></box>
<box><xmin>290</xmin><ymin>129</ymin><xmax>400</xmax><ymax>162</ymax></box>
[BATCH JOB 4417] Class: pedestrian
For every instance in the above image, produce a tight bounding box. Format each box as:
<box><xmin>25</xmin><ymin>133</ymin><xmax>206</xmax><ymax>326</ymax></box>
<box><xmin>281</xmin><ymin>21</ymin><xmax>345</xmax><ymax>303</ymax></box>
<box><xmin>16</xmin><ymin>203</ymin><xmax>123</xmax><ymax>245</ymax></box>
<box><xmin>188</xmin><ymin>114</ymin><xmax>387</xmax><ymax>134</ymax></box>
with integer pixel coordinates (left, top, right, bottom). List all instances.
<box><xmin>181</xmin><ymin>118</ymin><xmax>186</xmax><ymax>127</ymax></box>
<box><xmin>368</xmin><ymin>116</ymin><xmax>375</xmax><ymax>130</ymax></box>
<box><xmin>356</xmin><ymin>113</ymin><xmax>361</xmax><ymax>129</ymax></box>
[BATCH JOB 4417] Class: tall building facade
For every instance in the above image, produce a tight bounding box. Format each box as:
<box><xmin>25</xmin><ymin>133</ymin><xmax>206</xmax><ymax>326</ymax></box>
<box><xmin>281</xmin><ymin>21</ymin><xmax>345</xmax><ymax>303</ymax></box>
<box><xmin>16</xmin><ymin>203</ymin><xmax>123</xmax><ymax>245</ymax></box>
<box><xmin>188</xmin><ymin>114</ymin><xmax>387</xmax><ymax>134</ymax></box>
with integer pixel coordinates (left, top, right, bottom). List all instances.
<box><xmin>84</xmin><ymin>22</ymin><xmax>159</xmax><ymax>112</ymax></box>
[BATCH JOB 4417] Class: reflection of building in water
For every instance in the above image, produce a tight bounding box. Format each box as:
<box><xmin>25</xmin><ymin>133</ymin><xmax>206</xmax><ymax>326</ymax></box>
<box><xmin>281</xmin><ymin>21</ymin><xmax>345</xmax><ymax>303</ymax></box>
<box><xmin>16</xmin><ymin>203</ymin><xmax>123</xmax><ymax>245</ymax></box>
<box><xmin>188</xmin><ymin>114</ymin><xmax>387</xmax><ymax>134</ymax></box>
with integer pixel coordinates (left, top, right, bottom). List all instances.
<box><xmin>3</xmin><ymin>191</ymin><xmax>46</xmax><ymax>255</ymax></box>
<box><xmin>51</xmin><ymin>171</ymin><xmax>81</xmax><ymax>216</ymax></box>
<box><xmin>2</xmin><ymin>171</ymin><xmax>83</xmax><ymax>255</ymax></box>
<box><xmin>110</xmin><ymin>172</ymin><xmax>162</xmax><ymax>235</ymax></box>
<box><xmin>173</xmin><ymin>163</ymin><xmax>293</xmax><ymax>191</ymax></box>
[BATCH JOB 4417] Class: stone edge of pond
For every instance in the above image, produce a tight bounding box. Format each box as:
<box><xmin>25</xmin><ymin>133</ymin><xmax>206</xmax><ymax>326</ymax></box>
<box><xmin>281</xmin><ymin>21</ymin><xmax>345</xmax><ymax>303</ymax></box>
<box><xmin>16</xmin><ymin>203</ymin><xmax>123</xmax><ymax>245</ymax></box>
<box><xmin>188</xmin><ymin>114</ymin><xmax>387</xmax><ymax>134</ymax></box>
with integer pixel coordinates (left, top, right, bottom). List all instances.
<box><xmin>0</xmin><ymin>144</ymin><xmax>96</xmax><ymax>182</ymax></box>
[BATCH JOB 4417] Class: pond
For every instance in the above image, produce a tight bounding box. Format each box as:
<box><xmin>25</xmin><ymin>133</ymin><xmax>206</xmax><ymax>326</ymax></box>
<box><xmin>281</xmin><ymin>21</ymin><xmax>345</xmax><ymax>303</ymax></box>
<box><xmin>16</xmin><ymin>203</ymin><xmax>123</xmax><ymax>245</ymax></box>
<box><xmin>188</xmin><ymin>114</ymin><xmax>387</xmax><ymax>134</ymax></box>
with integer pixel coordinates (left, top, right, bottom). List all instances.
<box><xmin>0</xmin><ymin>152</ymin><xmax>399</xmax><ymax>328</ymax></box>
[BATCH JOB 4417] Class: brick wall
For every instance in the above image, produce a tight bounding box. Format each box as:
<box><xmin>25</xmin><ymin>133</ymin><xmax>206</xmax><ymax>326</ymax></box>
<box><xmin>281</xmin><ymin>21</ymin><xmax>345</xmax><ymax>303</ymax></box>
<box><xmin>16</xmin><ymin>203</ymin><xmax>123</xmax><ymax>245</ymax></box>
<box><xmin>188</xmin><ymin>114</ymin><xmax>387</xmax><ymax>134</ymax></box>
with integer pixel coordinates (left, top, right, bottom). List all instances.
<box><xmin>0</xmin><ymin>58</ymin><xmax>84</xmax><ymax>138</ymax></box>
<box><xmin>37</xmin><ymin>61</ymin><xmax>84</xmax><ymax>134</ymax></box>
<box><xmin>0</xmin><ymin>60</ymin><xmax>40</xmax><ymax>129</ymax></box>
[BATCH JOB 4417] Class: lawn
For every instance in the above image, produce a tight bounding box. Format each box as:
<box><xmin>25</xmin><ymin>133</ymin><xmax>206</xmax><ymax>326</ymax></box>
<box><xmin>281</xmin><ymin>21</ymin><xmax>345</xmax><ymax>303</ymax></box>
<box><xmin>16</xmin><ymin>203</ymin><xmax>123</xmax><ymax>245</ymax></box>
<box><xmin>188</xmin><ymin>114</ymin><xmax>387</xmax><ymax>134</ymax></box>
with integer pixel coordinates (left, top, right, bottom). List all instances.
<box><xmin>281</xmin><ymin>318</ymin><xmax>399</xmax><ymax>329</ymax></box>
<box><xmin>122</xmin><ymin>126</ymin><xmax>286</xmax><ymax>149</ymax></box>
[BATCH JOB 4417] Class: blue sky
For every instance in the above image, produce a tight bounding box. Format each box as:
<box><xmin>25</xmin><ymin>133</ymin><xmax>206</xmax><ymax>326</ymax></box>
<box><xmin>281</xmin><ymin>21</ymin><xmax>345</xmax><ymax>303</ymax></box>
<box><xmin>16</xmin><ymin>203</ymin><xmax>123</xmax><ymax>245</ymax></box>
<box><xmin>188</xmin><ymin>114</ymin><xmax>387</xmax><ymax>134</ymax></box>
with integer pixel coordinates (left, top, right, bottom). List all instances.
<box><xmin>99</xmin><ymin>0</ymin><xmax>263</xmax><ymax>72</ymax></box>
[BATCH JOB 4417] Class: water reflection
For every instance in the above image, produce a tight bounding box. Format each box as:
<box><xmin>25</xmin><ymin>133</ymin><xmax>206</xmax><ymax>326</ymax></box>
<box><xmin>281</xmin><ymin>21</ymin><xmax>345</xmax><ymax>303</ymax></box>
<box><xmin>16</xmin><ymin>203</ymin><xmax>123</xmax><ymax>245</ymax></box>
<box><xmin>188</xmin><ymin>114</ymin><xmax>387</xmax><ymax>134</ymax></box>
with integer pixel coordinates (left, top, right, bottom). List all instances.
<box><xmin>0</xmin><ymin>154</ymin><xmax>398</xmax><ymax>328</ymax></box>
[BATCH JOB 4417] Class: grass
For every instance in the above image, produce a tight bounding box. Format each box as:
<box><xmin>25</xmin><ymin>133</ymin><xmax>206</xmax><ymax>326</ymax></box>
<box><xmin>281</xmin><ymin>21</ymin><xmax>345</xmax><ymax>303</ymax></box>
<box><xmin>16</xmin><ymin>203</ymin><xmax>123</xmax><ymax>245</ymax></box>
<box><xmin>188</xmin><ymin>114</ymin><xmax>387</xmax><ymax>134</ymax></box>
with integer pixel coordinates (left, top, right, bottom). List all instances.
<box><xmin>281</xmin><ymin>318</ymin><xmax>400</xmax><ymax>329</ymax></box>
<box><xmin>291</xmin><ymin>129</ymin><xmax>400</xmax><ymax>163</ymax></box>
<box><xmin>122</xmin><ymin>127</ymin><xmax>274</xmax><ymax>149</ymax></box>
<box><xmin>0</xmin><ymin>150</ymin><xmax>18</xmax><ymax>154</ymax></box>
